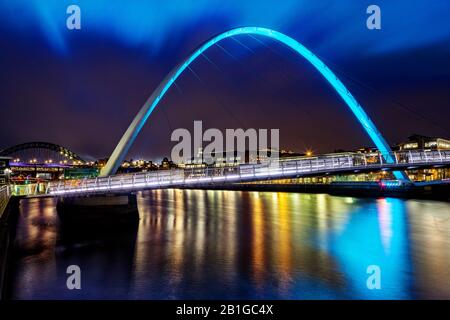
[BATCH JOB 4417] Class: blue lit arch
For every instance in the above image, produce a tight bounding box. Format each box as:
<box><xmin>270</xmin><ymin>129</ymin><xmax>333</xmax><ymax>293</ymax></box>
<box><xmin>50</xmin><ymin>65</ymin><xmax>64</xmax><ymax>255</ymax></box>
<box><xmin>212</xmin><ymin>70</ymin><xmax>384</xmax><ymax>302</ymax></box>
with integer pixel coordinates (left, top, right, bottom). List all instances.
<box><xmin>101</xmin><ymin>27</ymin><xmax>407</xmax><ymax>180</ymax></box>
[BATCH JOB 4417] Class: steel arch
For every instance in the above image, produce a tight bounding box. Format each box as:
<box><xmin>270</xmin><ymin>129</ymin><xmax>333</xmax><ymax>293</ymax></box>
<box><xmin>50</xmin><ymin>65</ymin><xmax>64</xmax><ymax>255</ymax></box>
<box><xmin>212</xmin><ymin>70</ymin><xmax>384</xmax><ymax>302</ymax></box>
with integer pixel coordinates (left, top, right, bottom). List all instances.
<box><xmin>0</xmin><ymin>141</ymin><xmax>84</xmax><ymax>162</ymax></box>
<box><xmin>100</xmin><ymin>27</ymin><xmax>407</xmax><ymax>180</ymax></box>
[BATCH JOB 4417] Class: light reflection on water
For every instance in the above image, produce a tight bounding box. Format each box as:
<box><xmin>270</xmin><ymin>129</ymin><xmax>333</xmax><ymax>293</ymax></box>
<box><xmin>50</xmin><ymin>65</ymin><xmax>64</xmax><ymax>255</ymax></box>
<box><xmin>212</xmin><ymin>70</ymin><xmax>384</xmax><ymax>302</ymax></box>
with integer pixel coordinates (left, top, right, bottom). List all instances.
<box><xmin>9</xmin><ymin>190</ymin><xmax>450</xmax><ymax>299</ymax></box>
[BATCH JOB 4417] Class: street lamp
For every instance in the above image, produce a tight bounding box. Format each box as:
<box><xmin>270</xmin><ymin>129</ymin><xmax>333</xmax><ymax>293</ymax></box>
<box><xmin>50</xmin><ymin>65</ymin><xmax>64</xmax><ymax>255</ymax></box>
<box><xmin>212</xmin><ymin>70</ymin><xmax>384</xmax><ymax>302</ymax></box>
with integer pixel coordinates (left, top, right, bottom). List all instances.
<box><xmin>4</xmin><ymin>168</ymin><xmax>12</xmax><ymax>184</ymax></box>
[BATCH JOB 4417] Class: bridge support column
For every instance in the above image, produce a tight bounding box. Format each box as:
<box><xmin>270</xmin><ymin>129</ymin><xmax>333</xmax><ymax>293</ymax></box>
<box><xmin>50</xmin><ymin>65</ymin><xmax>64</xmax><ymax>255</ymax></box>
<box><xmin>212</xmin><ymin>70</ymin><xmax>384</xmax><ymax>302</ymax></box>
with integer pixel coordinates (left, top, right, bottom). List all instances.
<box><xmin>56</xmin><ymin>193</ymin><xmax>139</xmax><ymax>225</ymax></box>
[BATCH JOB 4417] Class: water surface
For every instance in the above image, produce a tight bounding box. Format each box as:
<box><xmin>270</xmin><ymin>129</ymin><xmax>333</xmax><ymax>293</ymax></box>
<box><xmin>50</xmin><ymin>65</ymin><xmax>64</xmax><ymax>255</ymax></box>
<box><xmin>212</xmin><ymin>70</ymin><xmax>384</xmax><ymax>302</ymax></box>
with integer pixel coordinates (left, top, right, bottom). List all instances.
<box><xmin>9</xmin><ymin>190</ymin><xmax>450</xmax><ymax>299</ymax></box>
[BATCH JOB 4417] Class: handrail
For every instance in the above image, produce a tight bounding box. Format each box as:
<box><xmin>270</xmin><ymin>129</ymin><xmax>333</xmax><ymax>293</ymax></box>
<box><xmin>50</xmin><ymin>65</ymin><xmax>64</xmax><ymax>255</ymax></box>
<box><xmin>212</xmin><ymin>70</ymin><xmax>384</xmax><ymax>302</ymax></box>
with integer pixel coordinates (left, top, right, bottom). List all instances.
<box><xmin>0</xmin><ymin>185</ymin><xmax>10</xmax><ymax>219</ymax></box>
<box><xmin>47</xmin><ymin>150</ymin><xmax>450</xmax><ymax>196</ymax></box>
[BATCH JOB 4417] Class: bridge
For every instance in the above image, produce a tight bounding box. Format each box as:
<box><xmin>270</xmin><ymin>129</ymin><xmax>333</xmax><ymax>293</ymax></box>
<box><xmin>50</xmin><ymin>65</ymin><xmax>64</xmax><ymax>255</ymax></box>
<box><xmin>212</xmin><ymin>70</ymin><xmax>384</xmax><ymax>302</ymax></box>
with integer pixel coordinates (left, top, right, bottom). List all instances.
<box><xmin>100</xmin><ymin>26</ymin><xmax>409</xmax><ymax>181</ymax></box>
<box><xmin>0</xmin><ymin>141</ymin><xmax>85</xmax><ymax>166</ymax></box>
<box><xmin>47</xmin><ymin>150</ymin><xmax>450</xmax><ymax>196</ymax></box>
<box><xmin>6</xmin><ymin>27</ymin><xmax>450</xmax><ymax>199</ymax></box>
<box><xmin>0</xmin><ymin>141</ymin><xmax>87</xmax><ymax>184</ymax></box>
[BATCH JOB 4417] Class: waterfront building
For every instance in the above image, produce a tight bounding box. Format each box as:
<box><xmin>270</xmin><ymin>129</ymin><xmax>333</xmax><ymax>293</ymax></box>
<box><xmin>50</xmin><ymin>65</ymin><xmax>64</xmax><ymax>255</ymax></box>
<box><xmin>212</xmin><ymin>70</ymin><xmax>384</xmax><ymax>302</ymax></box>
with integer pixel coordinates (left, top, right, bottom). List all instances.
<box><xmin>180</xmin><ymin>148</ymin><xmax>302</xmax><ymax>168</ymax></box>
<box><xmin>63</xmin><ymin>167</ymin><xmax>100</xmax><ymax>180</ymax></box>
<box><xmin>161</xmin><ymin>157</ymin><xmax>176</xmax><ymax>169</ymax></box>
<box><xmin>396</xmin><ymin>134</ymin><xmax>450</xmax><ymax>151</ymax></box>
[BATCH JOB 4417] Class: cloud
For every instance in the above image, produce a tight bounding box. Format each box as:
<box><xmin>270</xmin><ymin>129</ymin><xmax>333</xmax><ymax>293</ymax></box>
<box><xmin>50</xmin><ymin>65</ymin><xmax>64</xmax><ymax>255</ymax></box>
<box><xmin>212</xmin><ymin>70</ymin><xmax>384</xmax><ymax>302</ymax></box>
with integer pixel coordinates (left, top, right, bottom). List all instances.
<box><xmin>1</xmin><ymin>0</ymin><xmax>449</xmax><ymax>57</ymax></box>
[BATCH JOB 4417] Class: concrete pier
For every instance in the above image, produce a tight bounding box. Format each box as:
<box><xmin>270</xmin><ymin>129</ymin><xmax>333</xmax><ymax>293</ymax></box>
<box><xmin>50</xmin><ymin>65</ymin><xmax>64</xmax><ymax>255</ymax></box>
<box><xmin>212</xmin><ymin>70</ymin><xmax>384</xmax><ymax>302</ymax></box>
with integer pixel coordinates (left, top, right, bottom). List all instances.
<box><xmin>56</xmin><ymin>193</ymin><xmax>140</xmax><ymax>225</ymax></box>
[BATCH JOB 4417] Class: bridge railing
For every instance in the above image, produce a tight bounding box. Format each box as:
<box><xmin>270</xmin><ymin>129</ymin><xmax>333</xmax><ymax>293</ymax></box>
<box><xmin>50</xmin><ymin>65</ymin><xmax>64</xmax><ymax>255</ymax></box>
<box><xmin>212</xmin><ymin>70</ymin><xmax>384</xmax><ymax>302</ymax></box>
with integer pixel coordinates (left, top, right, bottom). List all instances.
<box><xmin>0</xmin><ymin>185</ymin><xmax>10</xmax><ymax>219</ymax></box>
<box><xmin>46</xmin><ymin>150</ymin><xmax>450</xmax><ymax>195</ymax></box>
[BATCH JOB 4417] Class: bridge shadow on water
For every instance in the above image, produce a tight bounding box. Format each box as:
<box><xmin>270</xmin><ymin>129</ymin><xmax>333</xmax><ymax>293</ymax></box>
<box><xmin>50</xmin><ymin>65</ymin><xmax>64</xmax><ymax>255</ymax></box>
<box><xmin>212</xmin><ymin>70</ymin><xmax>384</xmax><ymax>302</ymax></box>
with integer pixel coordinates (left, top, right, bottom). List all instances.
<box><xmin>55</xmin><ymin>222</ymin><xmax>139</xmax><ymax>299</ymax></box>
<box><xmin>8</xmin><ymin>197</ymin><xmax>140</xmax><ymax>299</ymax></box>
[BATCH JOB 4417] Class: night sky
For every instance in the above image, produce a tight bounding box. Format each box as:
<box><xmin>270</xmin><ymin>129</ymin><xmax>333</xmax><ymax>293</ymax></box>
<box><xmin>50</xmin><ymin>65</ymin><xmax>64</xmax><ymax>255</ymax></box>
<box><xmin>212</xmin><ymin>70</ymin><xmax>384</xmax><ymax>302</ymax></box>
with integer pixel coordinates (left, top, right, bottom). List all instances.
<box><xmin>1</xmin><ymin>0</ymin><xmax>449</xmax><ymax>162</ymax></box>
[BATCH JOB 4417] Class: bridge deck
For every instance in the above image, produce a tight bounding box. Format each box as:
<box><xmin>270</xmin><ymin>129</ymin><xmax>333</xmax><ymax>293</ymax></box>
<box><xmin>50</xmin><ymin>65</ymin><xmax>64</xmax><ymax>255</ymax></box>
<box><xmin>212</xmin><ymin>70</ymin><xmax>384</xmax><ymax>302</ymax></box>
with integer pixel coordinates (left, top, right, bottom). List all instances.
<box><xmin>45</xmin><ymin>150</ymin><xmax>450</xmax><ymax>196</ymax></box>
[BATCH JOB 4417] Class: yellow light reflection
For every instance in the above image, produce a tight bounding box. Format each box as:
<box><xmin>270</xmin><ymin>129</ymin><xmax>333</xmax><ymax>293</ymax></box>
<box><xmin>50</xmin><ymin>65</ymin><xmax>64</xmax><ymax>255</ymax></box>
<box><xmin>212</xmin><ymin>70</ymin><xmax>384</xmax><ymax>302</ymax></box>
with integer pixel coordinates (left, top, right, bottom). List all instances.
<box><xmin>275</xmin><ymin>193</ymin><xmax>293</xmax><ymax>291</ymax></box>
<box><xmin>251</xmin><ymin>192</ymin><xmax>265</xmax><ymax>288</ymax></box>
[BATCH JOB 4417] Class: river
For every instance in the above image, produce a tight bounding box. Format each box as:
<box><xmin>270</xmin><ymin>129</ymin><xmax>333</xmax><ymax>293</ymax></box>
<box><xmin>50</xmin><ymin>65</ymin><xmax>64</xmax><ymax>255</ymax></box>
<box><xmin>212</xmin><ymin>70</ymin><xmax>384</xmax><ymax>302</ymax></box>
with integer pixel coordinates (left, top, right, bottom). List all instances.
<box><xmin>8</xmin><ymin>190</ymin><xmax>450</xmax><ymax>299</ymax></box>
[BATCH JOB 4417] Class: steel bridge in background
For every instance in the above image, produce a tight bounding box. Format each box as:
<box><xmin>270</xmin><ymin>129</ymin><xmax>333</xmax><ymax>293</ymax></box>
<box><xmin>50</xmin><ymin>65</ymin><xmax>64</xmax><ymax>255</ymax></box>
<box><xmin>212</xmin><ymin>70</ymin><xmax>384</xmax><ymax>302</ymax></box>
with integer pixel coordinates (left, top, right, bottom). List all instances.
<box><xmin>0</xmin><ymin>141</ymin><xmax>85</xmax><ymax>165</ymax></box>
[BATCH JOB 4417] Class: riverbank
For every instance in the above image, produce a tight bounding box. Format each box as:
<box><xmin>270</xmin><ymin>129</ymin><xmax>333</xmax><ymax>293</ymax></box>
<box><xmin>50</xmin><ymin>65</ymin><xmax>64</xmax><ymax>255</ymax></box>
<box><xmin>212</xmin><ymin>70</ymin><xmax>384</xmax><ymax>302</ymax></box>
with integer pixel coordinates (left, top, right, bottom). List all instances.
<box><xmin>0</xmin><ymin>196</ymin><xmax>20</xmax><ymax>300</ymax></box>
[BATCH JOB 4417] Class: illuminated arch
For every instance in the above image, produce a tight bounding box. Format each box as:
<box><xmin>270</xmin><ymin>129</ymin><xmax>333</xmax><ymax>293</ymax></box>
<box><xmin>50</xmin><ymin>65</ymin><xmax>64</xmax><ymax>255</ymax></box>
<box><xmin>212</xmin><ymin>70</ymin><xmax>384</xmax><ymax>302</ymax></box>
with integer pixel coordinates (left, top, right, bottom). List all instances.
<box><xmin>101</xmin><ymin>27</ymin><xmax>407</xmax><ymax>180</ymax></box>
